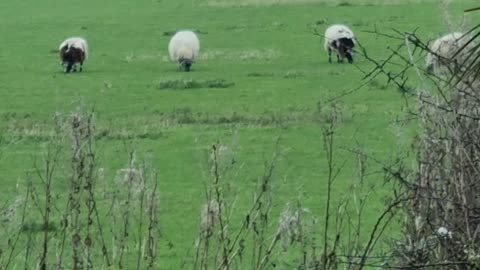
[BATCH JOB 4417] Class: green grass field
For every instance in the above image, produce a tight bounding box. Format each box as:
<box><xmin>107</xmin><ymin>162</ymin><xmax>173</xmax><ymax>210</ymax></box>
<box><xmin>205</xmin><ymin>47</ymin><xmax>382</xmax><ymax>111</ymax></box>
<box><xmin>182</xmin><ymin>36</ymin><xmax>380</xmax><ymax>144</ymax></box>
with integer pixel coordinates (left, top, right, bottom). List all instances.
<box><xmin>0</xmin><ymin>0</ymin><xmax>478</xmax><ymax>268</ymax></box>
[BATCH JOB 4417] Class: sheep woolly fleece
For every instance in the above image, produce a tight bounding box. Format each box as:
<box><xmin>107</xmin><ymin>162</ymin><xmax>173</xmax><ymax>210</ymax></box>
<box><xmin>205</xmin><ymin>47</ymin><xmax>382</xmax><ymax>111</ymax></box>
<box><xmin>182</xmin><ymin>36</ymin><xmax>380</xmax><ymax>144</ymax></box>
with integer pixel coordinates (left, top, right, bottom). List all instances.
<box><xmin>323</xmin><ymin>24</ymin><xmax>355</xmax><ymax>51</ymax></box>
<box><xmin>424</xmin><ymin>32</ymin><xmax>480</xmax><ymax>74</ymax></box>
<box><xmin>168</xmin><ymin>31</ymin><xmax>200</xmax><ymax>62</ymax></box>
<box><xmin>425</xmin><ymin>32</ymin><xmax>463</xmax><ymax>68</ymax></box>
<box><xmin>59</xmin><ymin>37</ymin><xmax>89</xmax><ymax>59</ymax></box>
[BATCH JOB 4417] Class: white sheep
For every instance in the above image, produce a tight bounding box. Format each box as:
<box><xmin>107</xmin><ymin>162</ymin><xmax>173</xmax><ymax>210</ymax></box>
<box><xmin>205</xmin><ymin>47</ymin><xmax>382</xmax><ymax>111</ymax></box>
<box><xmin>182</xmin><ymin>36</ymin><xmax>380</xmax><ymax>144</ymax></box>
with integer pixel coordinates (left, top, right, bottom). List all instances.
<box><xmin>324</xmin><ymin>24</ymin><xmax>356</xmax><ymax>64</ymax></box>
<box><xmin>426</xmin><ymin>32</ymin><xmax>476</xmax><ymax>75</ymax></box>
<box><xmin>59</xmin><ymin>37</ymin><xmax>88</xmax><ymax>73</ymax></box>
<box><xmin>168</xmin><ymin>31</ymin><xmax>200</xmax><ymax>72</ymax></box>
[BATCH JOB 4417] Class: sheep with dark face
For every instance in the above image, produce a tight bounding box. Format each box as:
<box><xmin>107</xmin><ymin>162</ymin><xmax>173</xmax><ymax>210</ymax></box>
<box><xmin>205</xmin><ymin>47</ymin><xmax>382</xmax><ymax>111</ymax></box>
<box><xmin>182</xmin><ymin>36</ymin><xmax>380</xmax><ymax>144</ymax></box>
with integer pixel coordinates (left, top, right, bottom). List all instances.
<box><xmin>324</xmin><ymin>24</ymin><xmax>356</xmax><ymax>64</ymax></box>
<box><xmin>168</xmin><ymin>31</ymin><xmax>200</xmax><ymax>72</ymax></box>
<box><xmin>59</xmin><ymin>37</ymin><xmax>88</xmax><ymax>73</ymax></box>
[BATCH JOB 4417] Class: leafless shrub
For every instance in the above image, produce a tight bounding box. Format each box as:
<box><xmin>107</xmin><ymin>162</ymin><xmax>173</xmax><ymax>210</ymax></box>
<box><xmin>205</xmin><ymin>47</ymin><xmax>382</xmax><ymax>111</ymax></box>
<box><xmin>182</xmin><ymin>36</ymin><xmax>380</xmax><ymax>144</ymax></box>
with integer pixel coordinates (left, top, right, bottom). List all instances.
<box><xmin>354</xmin><ymin>10</ymin><xmax>480</xmax><ymax>268</ymax></box>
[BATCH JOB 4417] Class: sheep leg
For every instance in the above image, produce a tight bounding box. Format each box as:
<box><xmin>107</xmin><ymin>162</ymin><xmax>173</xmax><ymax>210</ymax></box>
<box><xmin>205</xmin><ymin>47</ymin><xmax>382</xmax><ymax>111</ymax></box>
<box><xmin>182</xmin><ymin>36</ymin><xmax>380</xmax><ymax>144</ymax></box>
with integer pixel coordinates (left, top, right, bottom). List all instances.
<box><xmin>79</xmin><ymin>61</ymin><xmax>83</xmax><ymax>72</ymax></box>
<box><xmin>328</xmin><ymin>48</ymin><xmax>332</xmax><ymax>63</ymax></box>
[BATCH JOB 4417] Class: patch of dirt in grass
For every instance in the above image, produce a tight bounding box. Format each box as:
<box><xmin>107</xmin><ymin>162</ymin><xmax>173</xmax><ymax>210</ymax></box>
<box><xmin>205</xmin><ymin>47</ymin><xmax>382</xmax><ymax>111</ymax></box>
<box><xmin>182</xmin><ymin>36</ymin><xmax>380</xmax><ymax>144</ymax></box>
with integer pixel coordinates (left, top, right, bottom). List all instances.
<box><xmin>162</xmin><ymin>29</ymin><xmax>208</xmax><ymax>36</ymax></box>
<box><xmin>1</xmin><ymin>105</ymin><xmax>357</xmax><ymax>141</ymax></box>
<box><xmin>158</xmin><ymin>79</ymin><xmax>235</xmax><ymax>89</ymax></box>
<box><xmin>124</xmin><ymin>48</ymin><xmax>281</xmax><ymax>64</ymax></box>
<box><xmin>205</xmin><ymin>0</ymin><xmax>321</xmax><ymax>6</ymax></box>
<box><xmin>199</xmin><ymin>49</ymin><xmax>282</xmax><ymax>61</ymax></box>
<box><xmin>123</xmin><ymin>53</ymin><xmax>167</xmax><ymax>63</ymax></box>
<box><xmin>246</xmin><ymin>71</ymin><xmax>305</xmax><ymax>78</ymax></box>
<box><xmin>204</xmin><ymin>0</ymin><xmax>435</xmax><ymax>7</ymax></box>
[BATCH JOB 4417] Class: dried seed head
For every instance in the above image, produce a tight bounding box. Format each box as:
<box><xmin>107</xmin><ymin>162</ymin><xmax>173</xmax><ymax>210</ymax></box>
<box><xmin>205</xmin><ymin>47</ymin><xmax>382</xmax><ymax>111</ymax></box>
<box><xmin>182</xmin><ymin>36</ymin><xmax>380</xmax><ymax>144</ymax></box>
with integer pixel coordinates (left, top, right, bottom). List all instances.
<box><xmin>200</xmin><ymin>199</ymin><xmax>220</xmax><ymax>232</ymax></box>
<box><xmin>116</xmin><ymin>168</ymin><xmax>144</xmax><ymax>194</ymax></box>
<box><xmin>278</xmin><ymin>203</ymin><xmax>308</xmax><ymax>250</ymax></box>
<box><xmin>2</xmin><ymin>196</ymin><xmax>24</xmax><ymax>223</ymax></box>
<box><xmin>436</xmin><ymin>226</ymin><xmax>452</xmax><ymax>239</ymax></box>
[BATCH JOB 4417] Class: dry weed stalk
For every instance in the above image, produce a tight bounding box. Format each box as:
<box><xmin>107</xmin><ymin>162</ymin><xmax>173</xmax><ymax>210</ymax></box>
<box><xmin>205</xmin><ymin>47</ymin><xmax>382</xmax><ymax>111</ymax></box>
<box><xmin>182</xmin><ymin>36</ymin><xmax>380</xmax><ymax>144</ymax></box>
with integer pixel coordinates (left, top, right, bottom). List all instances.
<box><xmin>0</xmin><ymin>109</ymin><xmax>160</xmax><ymax>270</ymax></box>
<box><xmin>189</xmin><ymin>105</ymin><xmax>406</xmax><ymax>270</ymax></box>
<box><xmin>192</xmin><ymin>141</ymin><xmax>282</xmax><ymax>270</ymax></box>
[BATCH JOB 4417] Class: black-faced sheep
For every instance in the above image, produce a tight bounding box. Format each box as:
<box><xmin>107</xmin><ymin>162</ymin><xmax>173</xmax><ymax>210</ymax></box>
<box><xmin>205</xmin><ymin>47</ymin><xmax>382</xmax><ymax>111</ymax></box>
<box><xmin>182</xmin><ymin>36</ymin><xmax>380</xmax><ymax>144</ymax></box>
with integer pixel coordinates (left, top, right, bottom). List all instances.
<box><xmin>324</xmin><ymin>24</ymin><xmax>356</xmax><ymax>64</ymax></box>
<box><xmin>59</xmin><ymin>37</ymin><xmax>88</xmax><ymax>73</ymax></box>
<box><xmin>168</xmin><ymin>31</ymin><xmax>200</xmax><ymax>72</ymax></box>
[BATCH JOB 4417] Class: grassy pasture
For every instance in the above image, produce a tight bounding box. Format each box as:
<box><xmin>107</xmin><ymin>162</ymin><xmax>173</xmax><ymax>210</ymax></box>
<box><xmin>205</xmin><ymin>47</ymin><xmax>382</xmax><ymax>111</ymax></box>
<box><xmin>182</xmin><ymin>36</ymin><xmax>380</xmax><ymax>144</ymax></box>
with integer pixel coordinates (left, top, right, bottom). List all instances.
<box><xmin>0</xmin><ymin>0</ymin><xmax>478</xmax><ymax>268</ymax></box>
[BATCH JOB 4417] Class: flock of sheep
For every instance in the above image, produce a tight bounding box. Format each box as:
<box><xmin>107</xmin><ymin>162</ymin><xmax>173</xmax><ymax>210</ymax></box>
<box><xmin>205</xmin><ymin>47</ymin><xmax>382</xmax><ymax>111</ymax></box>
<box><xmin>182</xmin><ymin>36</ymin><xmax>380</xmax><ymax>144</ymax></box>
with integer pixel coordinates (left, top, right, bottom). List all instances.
<box><xmin>58</xmin><ymin>25</ymin><xmax>470</xmax><ymax>75</ymax></box>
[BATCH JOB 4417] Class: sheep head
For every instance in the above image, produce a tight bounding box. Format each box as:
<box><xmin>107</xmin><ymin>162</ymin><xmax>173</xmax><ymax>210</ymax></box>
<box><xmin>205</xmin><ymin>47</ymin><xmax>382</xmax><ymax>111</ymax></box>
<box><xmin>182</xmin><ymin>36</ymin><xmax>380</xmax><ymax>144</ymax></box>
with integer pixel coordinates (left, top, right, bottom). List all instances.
<box><xmin>60</xmin><ymin>45</ymin><xmax>84</xmax><ymax>73</ymax></box>
<box><xmin>337</xmin><ymin>38</ymin><xmax>355</xmax><ymax>64</ymax></box>
<box><xmin>426</xmin><ymin>63</ymin><xmax>435</xmax><ymax>74</ymax></box>
<box><xmin>180</xmin><ymin>59</ymin><xmax>193</xmax><ymax>72</ymax></box>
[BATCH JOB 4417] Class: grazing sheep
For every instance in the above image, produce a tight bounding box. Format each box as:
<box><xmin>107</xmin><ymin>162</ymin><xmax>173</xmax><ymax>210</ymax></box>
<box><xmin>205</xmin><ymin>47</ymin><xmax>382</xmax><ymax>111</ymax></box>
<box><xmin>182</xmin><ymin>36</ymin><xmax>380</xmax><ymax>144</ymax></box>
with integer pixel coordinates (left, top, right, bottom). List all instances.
<box><xmin>59</xmin><ymin>37</ymin><xmax>88</xmax><ymax>73</ymax></box>
<box><xmin>168</xmin><ymin>31</ymin><xmax>200</xmax><ymax>72</ymax></box>
<box><xmin>425</xmin><ymin>32</ymin><xmax>475</xmax><ymax>75</ymax></box>
<box><xmin>324</xmin><ymin>24</ymin><xmax>356</xmax><ymax>64</ymax></box>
